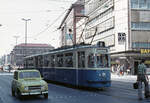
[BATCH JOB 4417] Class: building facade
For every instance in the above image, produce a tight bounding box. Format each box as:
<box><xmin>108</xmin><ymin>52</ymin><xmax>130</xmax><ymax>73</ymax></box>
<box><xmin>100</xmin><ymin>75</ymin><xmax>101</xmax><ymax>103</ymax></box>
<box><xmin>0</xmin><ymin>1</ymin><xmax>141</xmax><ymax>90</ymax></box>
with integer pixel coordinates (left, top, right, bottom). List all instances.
<box><xmin>59</xmin><ymin>0</ymin><xmax>150</xmax><ymax>75</ymax></box>
<box><xmin>11</xmin><ymin>43</ymin><xmax>54</xmax><ymax>67</ymax></box>
<box><xmin>83</xmin><ymin>0</ymin><xmax>150</xmax><ymax>75</ymax></box>
<box><xmin>59</xmin><ymin>0</ymin><xmax>85</xmax><ymax>46</ymax></box>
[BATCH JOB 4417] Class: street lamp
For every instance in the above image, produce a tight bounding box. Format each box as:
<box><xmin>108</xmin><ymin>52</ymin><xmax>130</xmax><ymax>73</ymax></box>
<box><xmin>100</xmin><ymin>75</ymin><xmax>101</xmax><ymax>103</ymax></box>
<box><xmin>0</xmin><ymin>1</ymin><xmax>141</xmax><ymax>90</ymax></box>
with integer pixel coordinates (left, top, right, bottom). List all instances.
<box><xmin>22</xmin><ymin>18</ymin><xmax>31</xmax><ymax>47</ymax></box>
<box><xmin>22</xmin><ymin>18</ymin><xmax>31</xmax><ymax>57</ymax></box>
<box><xmin>13</xmin><ymin>36</ymin><xmax>20</xmax><ymax>46</ymax></box>
<box><xmin>22</xmin><ymin>18</ymin><xmax>31</xmax><ymax>68</ymax></box>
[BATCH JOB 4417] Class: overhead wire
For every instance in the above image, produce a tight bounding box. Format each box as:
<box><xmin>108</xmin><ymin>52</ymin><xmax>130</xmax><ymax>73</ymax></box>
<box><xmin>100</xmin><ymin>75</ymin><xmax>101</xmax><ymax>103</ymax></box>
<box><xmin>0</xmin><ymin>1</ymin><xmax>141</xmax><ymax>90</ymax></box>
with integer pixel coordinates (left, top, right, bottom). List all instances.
<box><xmin>32</xmin><ymin>9</ymin><xmax>69</xmax><ymax>38</ymax></box>
<box><xmin>48</xmin><ymin>0</ymin><xmax>75</xmax><ymax>3</ymax></box>
<box><xmin>18</xmin><ymin>8</ymin><xmax>69</xmax><ymax>43</ymax></box>
<box><xmin>18</xmin><ymin>0</ymin><xmax>131</xmax><ymax>43</ymax></box>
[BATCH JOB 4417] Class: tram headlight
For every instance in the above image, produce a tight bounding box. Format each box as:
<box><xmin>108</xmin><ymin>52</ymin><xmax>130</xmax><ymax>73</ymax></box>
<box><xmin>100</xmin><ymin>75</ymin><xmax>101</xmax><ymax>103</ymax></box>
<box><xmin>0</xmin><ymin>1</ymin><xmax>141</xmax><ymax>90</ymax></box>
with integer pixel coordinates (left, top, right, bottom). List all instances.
<box><xmin>99</xmin><ymin>72</ymin><xmax>106</xmax><ymax>78</ymax></box>
<box><xmin>102</xmin><ymin>73</ymin><xmax>106</xmax><ymax>77</ymax></box>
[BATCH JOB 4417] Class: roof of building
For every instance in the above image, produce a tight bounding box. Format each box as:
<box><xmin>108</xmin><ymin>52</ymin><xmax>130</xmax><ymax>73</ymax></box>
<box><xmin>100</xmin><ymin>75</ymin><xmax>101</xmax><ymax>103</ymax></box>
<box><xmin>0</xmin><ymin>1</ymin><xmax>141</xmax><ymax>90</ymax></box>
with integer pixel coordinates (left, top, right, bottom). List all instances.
<box><xmin>58</xmin><ymin>1</ymin><xmax>84</xmax><ymax>29</ymax></box>
<box><xmin>16</xmin><ymin>43</ymin><xmax>53</xmax><ymax>48</ymax></box>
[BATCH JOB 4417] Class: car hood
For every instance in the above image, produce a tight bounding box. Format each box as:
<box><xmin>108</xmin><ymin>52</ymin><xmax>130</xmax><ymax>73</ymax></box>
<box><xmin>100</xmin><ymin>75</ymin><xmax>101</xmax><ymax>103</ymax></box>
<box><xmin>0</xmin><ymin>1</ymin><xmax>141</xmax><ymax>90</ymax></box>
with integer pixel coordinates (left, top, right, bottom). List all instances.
<box><xmin>20</xmin><ymin>79</ymin><xmax>47</xmax><ymax>86</ymax></box>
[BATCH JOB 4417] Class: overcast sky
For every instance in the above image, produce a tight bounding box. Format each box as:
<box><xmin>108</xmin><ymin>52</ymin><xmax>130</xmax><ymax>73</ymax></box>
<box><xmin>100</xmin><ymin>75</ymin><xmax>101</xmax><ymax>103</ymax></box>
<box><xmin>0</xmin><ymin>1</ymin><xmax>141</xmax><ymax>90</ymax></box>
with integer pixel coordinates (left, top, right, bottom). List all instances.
<box><xmin>0</xmin><ymin>0</ymin><xmax>75</xmax><ymax>56</ymax></box>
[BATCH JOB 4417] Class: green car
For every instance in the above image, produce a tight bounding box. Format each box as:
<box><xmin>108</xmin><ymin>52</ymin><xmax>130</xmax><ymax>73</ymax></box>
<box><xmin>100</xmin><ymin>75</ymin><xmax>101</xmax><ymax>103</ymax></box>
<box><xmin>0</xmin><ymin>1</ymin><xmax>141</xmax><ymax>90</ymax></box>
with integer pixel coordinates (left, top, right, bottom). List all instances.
<box><xmin>11</xmin><ymin>69</ymin><xmax>48</xmax><ymax>99</ymax></box>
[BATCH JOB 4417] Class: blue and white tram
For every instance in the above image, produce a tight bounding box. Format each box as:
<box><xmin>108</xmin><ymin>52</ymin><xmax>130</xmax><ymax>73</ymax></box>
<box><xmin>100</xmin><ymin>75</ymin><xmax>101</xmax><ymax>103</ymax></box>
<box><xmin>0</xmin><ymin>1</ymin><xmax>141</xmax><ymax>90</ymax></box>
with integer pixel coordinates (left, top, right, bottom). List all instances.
<box><xmin>25</xmin><ymin>42</ymin><xmax>111</xmax><ymax>88</ymax></box>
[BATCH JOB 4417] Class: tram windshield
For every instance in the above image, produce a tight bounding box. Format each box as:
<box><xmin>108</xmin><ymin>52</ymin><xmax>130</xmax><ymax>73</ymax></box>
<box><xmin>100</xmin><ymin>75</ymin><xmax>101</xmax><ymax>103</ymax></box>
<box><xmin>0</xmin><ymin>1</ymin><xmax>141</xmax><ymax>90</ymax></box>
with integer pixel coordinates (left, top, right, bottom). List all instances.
<box><xmin>96</xmin><ymin>54</ymin><xmax>108</xmax><ymax>68</ymax></box>
<box><xmin>88</xmin><ymin>53</ymin><xmax>109</xmax><ymax>68</ymax></box>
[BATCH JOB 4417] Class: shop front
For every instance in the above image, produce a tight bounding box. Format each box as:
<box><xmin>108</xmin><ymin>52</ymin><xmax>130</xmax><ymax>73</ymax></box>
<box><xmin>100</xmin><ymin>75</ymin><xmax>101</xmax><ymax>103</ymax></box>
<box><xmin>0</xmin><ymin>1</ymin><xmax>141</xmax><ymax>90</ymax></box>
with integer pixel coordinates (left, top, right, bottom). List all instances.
<box><xmin>111</xmin><ymin>49</ymin><xmax>150</xmax><ymax>75</ymax></box>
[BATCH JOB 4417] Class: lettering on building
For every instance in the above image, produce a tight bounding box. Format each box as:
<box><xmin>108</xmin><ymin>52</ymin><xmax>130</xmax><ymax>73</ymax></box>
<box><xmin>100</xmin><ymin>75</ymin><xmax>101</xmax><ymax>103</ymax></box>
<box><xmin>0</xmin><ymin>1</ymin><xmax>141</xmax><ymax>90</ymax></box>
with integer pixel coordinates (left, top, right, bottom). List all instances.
<box><xmin>140</xmin><ymin>49</ymin><xmax>150</xmax><ymax>54</ymax></box>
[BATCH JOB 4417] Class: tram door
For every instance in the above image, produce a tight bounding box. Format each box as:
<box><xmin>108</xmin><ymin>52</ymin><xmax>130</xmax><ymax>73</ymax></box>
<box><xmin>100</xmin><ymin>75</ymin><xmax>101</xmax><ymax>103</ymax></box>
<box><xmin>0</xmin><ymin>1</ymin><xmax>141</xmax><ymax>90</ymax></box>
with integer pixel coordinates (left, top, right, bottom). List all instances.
<box><xmin>134</xmin><ymin>61</ymin><xmax>139</xmax><ymax>75</ymax></box>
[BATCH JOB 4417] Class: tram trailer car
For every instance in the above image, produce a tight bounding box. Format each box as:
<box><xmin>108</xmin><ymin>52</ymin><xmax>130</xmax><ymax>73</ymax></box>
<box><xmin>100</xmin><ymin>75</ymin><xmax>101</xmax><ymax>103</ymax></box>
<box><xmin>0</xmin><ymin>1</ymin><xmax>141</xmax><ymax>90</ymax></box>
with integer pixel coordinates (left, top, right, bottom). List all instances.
<box><xmin>25</xmin><ymin>42</ymin><xmax>111</xmax><ymax>88</ymax></box>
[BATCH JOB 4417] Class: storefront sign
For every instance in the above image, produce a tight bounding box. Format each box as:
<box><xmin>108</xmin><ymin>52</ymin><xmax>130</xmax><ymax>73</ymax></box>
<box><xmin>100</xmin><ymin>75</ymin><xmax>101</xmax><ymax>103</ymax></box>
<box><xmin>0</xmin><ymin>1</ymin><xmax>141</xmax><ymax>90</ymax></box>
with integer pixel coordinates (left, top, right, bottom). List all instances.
<box><xmin>140</xmin><ymin>49</ymin><xmax>150</xmax><ymax>54</ymax></box>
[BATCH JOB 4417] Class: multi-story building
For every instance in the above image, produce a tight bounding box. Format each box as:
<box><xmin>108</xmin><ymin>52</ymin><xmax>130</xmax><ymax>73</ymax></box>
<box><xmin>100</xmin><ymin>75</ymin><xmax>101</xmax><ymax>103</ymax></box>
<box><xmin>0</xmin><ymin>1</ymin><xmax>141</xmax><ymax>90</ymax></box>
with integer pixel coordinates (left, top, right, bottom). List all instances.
<box><xmin>83</xmin><ymin>0</ymin><xmax>150</xmax><ymax>75</ymax></box>
<box><xmin>60</xmin><ymin>0</ymin><xmax>150</xmax><ymax>75</ymax></box>
<box><xmin>11</xmin><ymin>43</ymin><xmax>54</xmax><ymax>67</ymax></box>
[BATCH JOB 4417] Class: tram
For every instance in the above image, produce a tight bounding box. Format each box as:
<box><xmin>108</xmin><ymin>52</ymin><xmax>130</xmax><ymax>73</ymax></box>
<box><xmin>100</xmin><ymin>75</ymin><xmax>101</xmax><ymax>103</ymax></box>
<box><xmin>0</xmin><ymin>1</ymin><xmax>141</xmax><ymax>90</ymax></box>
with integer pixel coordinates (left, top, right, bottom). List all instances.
<box><xmin>24</xmin><ymin>42</ymin><xmax>111</xmax><ymax>88</ymax></box>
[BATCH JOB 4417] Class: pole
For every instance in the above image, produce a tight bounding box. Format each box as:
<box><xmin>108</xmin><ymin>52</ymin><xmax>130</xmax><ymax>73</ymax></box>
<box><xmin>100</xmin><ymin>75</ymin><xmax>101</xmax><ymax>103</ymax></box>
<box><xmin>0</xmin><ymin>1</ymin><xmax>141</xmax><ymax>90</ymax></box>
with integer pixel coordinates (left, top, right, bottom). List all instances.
<box><xmin>13</xmin><ymin>36</ymin><xmax>20</xmax><ymax>66</ymax></box>
<box><xmin>13</xmin><ymin>36</ymin><xmax>20</xmax><ymax>46</ymax></box>
<box><xmin>22</xmin><ymin>18</ymin><xmax>31</xmax><ymax>67</ymax></box>
<box><xmin>22</xmin><ymin>18</ymin><xmax>31</xmax><ymax>57</ymax></box>
<box><xmin>73</xmin><ymin>9</ymin><xmax>76</xmax><ymax>45</ymax></box>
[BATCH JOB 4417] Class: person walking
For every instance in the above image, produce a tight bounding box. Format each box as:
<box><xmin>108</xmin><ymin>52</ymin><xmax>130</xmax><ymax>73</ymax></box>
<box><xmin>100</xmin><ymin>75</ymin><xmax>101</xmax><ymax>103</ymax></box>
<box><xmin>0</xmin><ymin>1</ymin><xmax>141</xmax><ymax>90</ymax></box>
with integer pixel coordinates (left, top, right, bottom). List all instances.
<box><xmin>137</xmin><ymin>59</ymin><xmax>150</xmax><ymax>100</ymax></box>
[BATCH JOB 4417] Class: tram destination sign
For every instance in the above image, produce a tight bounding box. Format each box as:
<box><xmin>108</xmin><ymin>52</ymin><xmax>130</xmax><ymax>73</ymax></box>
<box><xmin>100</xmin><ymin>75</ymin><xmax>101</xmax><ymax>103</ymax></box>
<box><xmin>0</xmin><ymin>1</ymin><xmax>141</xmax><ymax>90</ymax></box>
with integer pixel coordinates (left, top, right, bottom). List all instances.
<box><xmin>97</xmin><ymin>49</ymin><xmax>107</xmax><ymax>53</ymax></box>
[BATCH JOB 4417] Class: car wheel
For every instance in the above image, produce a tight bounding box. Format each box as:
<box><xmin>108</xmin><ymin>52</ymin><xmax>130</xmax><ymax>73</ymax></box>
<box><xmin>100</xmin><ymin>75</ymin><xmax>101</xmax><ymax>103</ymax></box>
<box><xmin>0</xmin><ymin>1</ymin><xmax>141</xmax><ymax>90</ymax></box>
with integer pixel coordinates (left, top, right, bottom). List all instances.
<box><xmin>16</xmin><ymin>89</ymin><xmax>22</xmax><ymax>99</ymax></box>
<box><xmin>11</xmin><ymin>87</ymin><xmax>15</xmax><ymax>96</ymax></box>
<box><xmin>44</xmin><ymin>93</ymin><xmax>48</xmax><ymax>99</ymax></box>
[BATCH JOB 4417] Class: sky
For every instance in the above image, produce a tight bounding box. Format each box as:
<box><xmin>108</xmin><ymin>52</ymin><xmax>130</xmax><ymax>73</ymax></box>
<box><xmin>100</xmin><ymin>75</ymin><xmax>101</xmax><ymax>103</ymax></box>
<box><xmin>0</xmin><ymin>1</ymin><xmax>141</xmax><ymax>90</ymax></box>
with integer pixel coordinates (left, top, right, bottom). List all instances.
<box><xmin>0</xmin><ymin>0</ymin><xmax>76</xmax><ymax>56</ymax></box>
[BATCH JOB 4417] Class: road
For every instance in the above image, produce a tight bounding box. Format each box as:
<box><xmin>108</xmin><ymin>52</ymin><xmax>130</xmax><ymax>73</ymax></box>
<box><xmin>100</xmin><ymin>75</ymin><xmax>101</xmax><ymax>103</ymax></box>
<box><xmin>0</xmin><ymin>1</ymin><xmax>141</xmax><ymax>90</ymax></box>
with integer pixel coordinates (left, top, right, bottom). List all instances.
<box><xmin>0</xmin><ymin>72</ymin><xmax>150</xmax><ymax>103</ymax></box>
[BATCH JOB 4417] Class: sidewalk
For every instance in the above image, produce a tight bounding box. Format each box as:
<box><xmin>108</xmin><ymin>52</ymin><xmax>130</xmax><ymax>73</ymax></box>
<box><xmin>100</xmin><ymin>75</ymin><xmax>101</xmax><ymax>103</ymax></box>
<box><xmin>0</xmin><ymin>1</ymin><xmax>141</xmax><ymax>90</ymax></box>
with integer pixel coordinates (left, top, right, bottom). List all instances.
<box><xmin>0</xmin><ymin>71</ymin><xmax>13</xmax><ymax>75</ymax></box>
<box><xmin>111</xmin><ymin>73</ymin><xmax>150</xmax><ymax>83</ymax></box>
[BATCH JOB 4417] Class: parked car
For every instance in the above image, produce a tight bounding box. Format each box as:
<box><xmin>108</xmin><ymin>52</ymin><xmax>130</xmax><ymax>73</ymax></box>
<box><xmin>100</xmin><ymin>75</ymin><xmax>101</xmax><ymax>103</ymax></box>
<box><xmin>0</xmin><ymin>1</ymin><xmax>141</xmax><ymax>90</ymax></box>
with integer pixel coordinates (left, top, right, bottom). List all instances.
<box><xmin>3</xmin><ymin>65</ymin><xmax>9</xmax><ymax>72</ymax></box>
<box><xmin>11</xmin><ymin>69</ymin><xmax>48</xmax><ymax>99</ymax></box>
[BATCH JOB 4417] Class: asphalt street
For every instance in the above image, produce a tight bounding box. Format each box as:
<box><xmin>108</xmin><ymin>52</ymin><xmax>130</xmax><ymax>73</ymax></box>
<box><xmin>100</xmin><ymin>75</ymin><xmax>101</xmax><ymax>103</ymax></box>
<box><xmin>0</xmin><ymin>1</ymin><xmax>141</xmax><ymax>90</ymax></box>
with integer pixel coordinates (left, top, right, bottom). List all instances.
<box><xmin>0</xmin><ymin>72</ymin><xmax>150</xmax><ymax>103</ymax></box>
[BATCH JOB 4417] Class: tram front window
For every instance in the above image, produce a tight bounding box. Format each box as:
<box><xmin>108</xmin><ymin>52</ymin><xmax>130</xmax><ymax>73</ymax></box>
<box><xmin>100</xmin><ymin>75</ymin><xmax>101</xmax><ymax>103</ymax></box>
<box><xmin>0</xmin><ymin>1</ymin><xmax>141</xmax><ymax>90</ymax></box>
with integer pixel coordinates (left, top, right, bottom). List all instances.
<box><xmin>96</xmin><ymin>54</ymin><xmax>108</xmax><ymax>68</ymax></box>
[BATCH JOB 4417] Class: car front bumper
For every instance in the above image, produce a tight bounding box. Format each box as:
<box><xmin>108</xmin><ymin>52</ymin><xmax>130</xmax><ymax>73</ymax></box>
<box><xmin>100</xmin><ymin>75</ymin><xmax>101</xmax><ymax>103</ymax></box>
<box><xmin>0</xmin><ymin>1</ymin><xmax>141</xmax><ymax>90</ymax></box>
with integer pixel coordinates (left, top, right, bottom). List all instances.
<box><xmin>21</xmin><ymin>91</ymin><xmax>48</xmax><ymax>96</ymax></box>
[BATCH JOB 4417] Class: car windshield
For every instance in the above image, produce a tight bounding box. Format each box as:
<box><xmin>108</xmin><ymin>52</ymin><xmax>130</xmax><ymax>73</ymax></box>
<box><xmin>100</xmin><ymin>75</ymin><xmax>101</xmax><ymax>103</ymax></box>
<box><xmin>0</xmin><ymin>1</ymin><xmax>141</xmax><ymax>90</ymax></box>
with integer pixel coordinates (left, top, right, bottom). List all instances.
<box><xmin>19</xmin><ymin>71</ymin><xmax>40</xmax><ymax>79</ymax></box>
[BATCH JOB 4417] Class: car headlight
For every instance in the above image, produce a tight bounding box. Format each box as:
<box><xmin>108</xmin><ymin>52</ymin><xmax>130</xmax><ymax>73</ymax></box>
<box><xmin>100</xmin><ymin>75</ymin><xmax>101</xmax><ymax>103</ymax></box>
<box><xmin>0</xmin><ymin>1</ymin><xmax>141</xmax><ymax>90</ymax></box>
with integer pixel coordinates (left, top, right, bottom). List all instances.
<box><xmin>24</xmin><ymin>86</ymin><xmax>28</xmax><ymax>91</ymax></box>
<box><xmin>41</xmin><ymin>85</ymin><xmax>45</xmax><ymax>90</ymax></box>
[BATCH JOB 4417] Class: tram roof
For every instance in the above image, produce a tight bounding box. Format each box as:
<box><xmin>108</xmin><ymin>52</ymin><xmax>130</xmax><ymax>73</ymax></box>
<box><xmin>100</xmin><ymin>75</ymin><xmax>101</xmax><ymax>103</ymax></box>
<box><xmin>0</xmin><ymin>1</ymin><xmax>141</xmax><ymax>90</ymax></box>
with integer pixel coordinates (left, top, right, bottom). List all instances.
<box><xmin>25</xmin><ymin>43</ymin><xmax>108</xmax><ymax>58</ymax></box>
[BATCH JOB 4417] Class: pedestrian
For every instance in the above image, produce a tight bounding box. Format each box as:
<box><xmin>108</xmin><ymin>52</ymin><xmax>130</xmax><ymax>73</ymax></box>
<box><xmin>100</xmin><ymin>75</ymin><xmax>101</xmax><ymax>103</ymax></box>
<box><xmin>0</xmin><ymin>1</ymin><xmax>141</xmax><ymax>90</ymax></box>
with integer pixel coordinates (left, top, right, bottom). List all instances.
<box><xmin>127</xmin><ymin>66</ymin><xmax>131</xmax><ymax>75</ymax></box>
<box><xmin>137</xmin><ymin>59</ymin><xmax>150</xmax><ymax>100</ymax></box>
<box><xmin>120</xmin><ymin>64</ymin><xmax>124</xmax><ymax>76</ymax></box>
<box><xmin>116</xmin><ymin>64</ymin><xmax>120</xmax><ymax>76</ymax></box>
<box><xmin>111</xmin><ymin>64</ymin><xmax>115</xmax><ymax>73</ymax></box>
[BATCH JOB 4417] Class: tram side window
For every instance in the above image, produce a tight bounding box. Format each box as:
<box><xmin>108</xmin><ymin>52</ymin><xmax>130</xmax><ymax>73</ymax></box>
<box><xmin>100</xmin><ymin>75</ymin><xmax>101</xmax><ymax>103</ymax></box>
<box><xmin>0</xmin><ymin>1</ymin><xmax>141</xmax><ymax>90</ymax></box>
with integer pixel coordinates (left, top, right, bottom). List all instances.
<box><xmin>43</xmin><ymin>56</ymin><xmax>49</xmax><ymax>67</ymax></box>
<box><xmin>35</xmin><ymin>57</ymin><xmax>38</xmax><ymax>68</ymax></box>
<box><xmin>78</xmin><ymin>51</ymin><xmax>85</xmax><ymax>68</ymax></box>
<box><xmin>65</xmin><ymin>53</ymin><xmax>73</xmax><ymax>67</ymax></box>
<box><xmin>56</xmin><ymin>54</ymin><xmax>63</xmax><ymax>67</ymax></box>
<box><xmin>88</xmin><ymin>53</ymin><xmax>95</xmax><ymax>68</ymax></box>
<box><xmin>97</xmin><ymin>54</ymin><xmax>108</xmax><ymax>67</ymax></box>
<box><xmin>51</xmin><ymin>55</ymin><xmax>55</xmax><ymax>67</ymax></box>
<box><xmin>37</xmin><ymin>57</ymin><xmax>41</xmax><ymax>67</ymax></box>
<box><xmin>38</xmin><ymin>56</ymin><xmax>43</xmax><ymax>67</ymax></box>
<box><xmin>28</xmin><ymin>58</ymin><xmax>34</xmax><ymax>67</ymax></box>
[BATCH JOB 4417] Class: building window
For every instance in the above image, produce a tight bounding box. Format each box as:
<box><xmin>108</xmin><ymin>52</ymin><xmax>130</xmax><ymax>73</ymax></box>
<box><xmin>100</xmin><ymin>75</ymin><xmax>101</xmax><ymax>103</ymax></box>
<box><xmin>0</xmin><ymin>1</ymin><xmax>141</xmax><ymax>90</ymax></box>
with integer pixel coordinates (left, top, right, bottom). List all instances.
<box><xmin>131</xmin><ymin>0</ymin><xmax>138</xmax><ymax>8</ymax></box>
<box><xmin>80</xmin><ymin>9</ymin><xmax>85</xmax><ymax>15</ymax></box>
<box><xmin>139</xmin><ymin>0</ymin><xmax>146</xmax><ymax>8</ymax></box>
<box><xmin>131</xmin><ymin>22</ymin><xmax>150</xmax><ymax>30</ymax></box>
<box><xmin>132</xmin><ymin>42</ymin><xmax>150</xmax><ymax>48</ymax></box>
<box><xmin>148</xmin><ymin>0</ymin><xmax>150</xmax><ymax>9</ymax></box>
<box><xmin>85</xmin><ymin>17</ymin><xmax>114</xmax><ymax>39</ymax></box>
<box><xmin>118</xmin><ymin>33</ymin><xmax>126</xmax><ymax>43</ymax></box>
<box><xmin>131</xmin><ymin>0</ymin><xmax>150</xmax><ymax>9</ymax></box>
